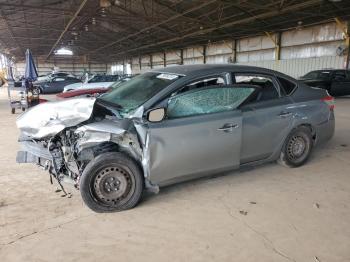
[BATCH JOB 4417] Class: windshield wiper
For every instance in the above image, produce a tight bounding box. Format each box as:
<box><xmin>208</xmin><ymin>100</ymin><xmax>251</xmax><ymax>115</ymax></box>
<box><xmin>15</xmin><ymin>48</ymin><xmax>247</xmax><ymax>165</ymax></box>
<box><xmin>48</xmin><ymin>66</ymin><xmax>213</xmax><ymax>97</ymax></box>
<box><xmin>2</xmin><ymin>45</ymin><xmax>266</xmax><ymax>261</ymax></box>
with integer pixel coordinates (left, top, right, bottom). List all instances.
<box><xmin>96</xmin><ymin>97</ymin><xmax>123</xmax><ymax>109</ymax></box>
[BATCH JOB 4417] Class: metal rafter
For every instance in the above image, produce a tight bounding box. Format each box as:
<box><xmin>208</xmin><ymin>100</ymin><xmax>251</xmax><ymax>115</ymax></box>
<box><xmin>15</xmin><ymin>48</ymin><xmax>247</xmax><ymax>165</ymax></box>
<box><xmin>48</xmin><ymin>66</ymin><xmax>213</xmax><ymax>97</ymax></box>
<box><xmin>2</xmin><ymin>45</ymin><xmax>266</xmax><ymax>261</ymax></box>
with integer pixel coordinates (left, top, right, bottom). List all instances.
<box><xmin>108</xmin><ymin>0</ymin><xmax>325</xmax><ymax>58</ymax></box>
<box><xmin>88</xmin><ymin>0</ymin><xmax>217</xmax><ymax>54</ymax></box>
<box><xmin>45</xmin><ymin>0</ymin><xmax>88</xmax><ymax>60</ymax></box>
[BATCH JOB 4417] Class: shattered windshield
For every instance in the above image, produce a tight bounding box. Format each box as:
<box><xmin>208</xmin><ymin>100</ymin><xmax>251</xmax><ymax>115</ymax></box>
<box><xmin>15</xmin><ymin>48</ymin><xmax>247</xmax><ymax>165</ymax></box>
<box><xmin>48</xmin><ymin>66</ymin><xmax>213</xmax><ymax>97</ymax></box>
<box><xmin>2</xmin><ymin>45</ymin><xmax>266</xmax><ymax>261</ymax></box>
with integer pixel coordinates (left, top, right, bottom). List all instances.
<box><xmin>99</xmin><ymin>72</ymin><xmax>181</xmax><ymax>115</ymax></box>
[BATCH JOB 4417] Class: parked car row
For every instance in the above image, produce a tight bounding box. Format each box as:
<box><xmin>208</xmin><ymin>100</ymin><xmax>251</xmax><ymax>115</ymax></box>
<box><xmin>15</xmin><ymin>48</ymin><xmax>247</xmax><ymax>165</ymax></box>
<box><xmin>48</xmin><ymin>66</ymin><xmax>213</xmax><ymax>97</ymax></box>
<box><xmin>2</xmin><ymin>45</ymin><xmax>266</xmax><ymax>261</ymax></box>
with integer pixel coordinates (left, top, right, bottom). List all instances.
<box><xmin>63</xmin><ymin>74</ymin><xmax>120</xmax><ymax>92</ymax></box>
<box><xmin>31</xmin><ymin>73</ymin><xmax>133</xmax><ymax>94</ymax></box>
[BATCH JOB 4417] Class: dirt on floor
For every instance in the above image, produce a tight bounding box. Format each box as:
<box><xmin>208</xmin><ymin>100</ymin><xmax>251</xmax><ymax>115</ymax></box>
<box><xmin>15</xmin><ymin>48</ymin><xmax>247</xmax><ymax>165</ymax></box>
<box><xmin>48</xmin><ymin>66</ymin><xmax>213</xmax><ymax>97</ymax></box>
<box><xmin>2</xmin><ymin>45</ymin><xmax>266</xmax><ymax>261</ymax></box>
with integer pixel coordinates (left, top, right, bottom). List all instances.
<box><xmin>0</xmin><ymin>88</ymin><xmax>349</xmax><ymax>262</ymax></box>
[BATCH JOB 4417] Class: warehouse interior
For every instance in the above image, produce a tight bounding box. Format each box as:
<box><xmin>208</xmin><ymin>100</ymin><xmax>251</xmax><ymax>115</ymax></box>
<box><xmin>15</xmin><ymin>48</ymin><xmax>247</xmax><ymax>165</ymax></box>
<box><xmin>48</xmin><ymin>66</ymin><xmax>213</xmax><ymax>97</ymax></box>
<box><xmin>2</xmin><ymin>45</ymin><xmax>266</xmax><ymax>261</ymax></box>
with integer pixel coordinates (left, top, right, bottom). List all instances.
<box><xmin>0</xmin><ymin>1</ymin><xmax>350</xmax><ymax>262</ymax></box>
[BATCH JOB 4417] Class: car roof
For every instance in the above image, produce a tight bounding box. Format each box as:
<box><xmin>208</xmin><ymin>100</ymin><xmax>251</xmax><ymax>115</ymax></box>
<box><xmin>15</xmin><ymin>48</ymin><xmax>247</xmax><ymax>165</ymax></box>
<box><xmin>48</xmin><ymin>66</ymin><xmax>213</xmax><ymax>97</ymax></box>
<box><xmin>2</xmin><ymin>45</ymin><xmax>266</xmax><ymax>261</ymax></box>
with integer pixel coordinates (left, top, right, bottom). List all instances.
<box><xmin>309</xmin><ymin>69</ymin><xmax>349</xmax><ymax>72</ymax></box>
<box><xmin>150</xmin><ymin>64</ymin><xmax>288</xmax><ymax>77</ymax></box>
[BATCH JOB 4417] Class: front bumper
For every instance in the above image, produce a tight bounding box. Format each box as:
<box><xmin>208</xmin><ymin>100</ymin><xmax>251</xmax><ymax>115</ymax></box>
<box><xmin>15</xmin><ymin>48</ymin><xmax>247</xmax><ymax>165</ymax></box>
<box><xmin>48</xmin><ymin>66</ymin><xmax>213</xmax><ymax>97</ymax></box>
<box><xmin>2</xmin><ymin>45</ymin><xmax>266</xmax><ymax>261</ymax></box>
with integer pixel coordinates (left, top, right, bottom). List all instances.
<box><xmin>16</xmin><ymin>141</ymin><xmax>52</xmax><ymax>166</ymax></box>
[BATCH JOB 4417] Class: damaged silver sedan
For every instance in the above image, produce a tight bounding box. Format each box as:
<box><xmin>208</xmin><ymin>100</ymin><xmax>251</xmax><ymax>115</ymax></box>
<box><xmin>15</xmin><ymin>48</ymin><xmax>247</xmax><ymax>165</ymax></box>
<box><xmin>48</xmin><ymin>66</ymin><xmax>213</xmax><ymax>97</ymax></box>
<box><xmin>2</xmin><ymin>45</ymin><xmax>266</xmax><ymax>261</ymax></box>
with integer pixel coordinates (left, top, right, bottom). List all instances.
<box><xmin>16</xmin><ymin>65</ymin><xmax>335</xmax><ymax>212</ymax></box>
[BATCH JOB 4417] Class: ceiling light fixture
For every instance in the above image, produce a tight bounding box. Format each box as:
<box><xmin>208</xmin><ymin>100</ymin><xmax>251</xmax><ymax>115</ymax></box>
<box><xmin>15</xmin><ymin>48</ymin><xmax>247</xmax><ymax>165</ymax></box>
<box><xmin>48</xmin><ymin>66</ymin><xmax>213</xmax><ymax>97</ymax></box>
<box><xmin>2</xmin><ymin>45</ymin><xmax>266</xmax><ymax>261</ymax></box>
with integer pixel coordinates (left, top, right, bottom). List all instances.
<box><xmin>54</xmin><ymin>47</ymin><xmax>73</xmax><ymax>56</ymax></box>
<box><xmin>100</xmin><ymin>7</ymin><xmax>107</xmax><ymax>17</ymax></box>
<box><xmin>100</xmin><ymin>0</ymin><xmax>111</xmax><ymax>8</ymax></box>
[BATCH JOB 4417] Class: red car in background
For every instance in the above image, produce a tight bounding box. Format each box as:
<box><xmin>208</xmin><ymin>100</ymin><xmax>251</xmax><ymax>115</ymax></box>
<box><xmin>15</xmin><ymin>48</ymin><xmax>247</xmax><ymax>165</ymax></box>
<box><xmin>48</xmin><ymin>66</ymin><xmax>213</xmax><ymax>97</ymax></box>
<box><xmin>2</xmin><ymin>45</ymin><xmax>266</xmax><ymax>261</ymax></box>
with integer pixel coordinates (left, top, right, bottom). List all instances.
<box><xmin>56</xmin><ymin>88</ymin><xmax>108</xmax><ymax>99</ymax></box>
<box><xmin>56</xmin><ymin>77</ymin><xmax>133</xmax><ymax>99</ymax></box>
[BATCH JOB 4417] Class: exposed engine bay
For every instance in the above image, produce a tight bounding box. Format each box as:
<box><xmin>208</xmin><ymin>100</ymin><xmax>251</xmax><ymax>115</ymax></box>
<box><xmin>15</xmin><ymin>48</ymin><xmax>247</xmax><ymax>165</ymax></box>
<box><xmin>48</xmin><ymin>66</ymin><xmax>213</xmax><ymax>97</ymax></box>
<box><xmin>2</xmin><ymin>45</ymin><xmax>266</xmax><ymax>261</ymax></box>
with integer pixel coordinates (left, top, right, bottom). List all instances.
<box><xmin>16</xmin><ymin>97</ymin><xmax>157</xmax><ymax>195</ymax></box>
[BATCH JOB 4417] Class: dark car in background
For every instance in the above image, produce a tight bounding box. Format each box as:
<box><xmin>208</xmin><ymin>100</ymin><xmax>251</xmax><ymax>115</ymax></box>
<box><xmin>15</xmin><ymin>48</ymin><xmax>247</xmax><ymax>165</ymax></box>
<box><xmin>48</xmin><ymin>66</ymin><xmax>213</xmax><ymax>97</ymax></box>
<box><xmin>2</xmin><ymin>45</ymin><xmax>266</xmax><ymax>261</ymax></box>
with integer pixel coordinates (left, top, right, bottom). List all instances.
<box><xmin>35</xmin><ymin>75</ymin><xmax>81</xmax><ymax>94</ymax></box>
<box><xmin>299</xmin><ymin>69</ymin><xmax>350</xmax><ymax>97</ymax></box>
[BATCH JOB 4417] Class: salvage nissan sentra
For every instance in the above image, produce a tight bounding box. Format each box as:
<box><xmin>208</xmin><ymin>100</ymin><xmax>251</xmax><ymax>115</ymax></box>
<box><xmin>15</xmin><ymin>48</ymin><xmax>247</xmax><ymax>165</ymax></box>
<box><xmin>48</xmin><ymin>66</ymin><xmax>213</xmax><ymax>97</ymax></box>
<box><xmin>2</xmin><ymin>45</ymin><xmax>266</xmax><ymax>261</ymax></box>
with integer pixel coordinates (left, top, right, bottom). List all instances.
<box><xmin>16</xmin><ymin>65</ymin><xmax>335</xmax><ymax>212</ymax></box>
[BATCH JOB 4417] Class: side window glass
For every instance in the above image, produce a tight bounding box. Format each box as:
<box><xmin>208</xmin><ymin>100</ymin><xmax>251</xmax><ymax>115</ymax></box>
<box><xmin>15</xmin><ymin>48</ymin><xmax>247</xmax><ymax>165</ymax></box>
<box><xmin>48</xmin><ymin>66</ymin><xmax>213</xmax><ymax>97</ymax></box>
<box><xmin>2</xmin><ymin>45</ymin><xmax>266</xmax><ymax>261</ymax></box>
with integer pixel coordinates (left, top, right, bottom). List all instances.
<box><xmin>167</xmin><ymin>87</ymin><xmax>255</xmax><ymax>119</ymax></box>
<box><xmin>333</xmin><ymin>71</ymin><xmax>346</xmax><ymax>80</ymax></box>
<box><xmin>176</xmin><ymin>76</ymin><xmax>226</xmax><ymax>95</ymax></box>
<box><xmin>234</xmin><ymin>74</ymin><xmax>279</xmax><ymax>102</ymax></box>
<box><xmin>277</xmin><ymin>77</ymin><xmax>297</xmax><ymax>95</ymax></box>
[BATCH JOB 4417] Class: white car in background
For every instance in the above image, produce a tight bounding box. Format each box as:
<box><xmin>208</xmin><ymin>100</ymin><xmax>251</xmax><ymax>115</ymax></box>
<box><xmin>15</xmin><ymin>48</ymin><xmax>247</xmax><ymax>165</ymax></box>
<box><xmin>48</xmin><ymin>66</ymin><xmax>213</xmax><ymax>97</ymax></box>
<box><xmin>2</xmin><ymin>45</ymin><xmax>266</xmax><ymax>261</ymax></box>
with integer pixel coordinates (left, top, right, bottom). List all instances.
<box><xmin>63</xmin><ymin>75</ymin><xmax>120</xmax><ymax>92</ymax></box>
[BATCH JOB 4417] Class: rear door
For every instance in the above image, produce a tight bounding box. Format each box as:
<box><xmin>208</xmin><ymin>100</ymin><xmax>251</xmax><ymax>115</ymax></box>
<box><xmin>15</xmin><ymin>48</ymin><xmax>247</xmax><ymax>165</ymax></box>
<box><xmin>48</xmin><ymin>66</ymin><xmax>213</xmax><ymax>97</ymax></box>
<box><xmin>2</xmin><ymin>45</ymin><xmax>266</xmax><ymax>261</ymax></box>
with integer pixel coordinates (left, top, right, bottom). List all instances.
<box><xmin>330</xmin><ymin>70</ymin><xmax>350</xmax><ymax>96</ymax></box>
<box><xmin>235</xmin><ymin>73</ymin><xmax>294</xmax><ymax>163</ymax></box>
<box><xmin>147</xmin><ymin>87</ymin><xmax>255</xmax><ymax>185</ymax></box>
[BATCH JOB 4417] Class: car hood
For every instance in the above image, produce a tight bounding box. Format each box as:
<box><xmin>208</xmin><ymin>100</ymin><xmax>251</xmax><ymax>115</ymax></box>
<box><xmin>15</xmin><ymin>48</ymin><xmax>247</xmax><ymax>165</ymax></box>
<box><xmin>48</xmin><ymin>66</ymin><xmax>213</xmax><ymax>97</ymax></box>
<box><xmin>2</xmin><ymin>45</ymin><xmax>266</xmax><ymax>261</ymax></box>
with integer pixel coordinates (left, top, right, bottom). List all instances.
<box><xmin>80</xmin><ymin>82</ymin><xmax>114</xmax><ymax>89</ymax></box>
<box><xmin>16</xmin><ymin>97</ymin><xmax>96</xmax><ymax>139</ymax></box>
<box><xmin>64</xmin><ymin>82</ymin><xmax>83</xmax><ymax>90</ymax></box>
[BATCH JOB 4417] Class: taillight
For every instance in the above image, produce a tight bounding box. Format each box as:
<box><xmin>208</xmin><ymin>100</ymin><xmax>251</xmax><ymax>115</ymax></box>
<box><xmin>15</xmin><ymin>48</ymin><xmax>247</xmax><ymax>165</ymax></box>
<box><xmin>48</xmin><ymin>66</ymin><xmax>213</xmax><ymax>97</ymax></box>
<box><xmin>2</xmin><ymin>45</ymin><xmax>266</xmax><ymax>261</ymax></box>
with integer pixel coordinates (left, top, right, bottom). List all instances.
<box><xmin>322</xmin><ymin>96</ymin><xmax>335</xmax><ymax>110</ymax></box>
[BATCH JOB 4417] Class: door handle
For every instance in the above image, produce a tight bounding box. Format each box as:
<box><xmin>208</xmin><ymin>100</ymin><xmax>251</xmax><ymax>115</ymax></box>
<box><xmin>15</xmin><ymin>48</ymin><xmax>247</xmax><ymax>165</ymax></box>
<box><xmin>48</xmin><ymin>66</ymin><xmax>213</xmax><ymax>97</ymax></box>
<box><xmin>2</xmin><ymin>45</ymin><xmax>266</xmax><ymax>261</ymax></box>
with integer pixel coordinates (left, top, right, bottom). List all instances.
<box><xmin>278</xmin><ymin>111</ymin><xmax>292</xmax><ymax>118</ymax></box>
<box><xmin>218</xmin><ymin>123</ymin><xmax>239</xmax><ymax>132</ymax></box>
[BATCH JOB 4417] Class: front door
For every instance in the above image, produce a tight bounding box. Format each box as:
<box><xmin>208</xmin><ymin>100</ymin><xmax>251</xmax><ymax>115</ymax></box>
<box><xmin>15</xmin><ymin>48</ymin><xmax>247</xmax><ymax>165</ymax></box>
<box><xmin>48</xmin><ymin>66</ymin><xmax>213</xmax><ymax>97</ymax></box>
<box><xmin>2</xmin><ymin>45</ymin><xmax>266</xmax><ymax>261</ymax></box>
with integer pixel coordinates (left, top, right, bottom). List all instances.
<box><xmin>147</xmin><ymin>87</ymin><xmax>255</xmax><ymax>186</ymax></box>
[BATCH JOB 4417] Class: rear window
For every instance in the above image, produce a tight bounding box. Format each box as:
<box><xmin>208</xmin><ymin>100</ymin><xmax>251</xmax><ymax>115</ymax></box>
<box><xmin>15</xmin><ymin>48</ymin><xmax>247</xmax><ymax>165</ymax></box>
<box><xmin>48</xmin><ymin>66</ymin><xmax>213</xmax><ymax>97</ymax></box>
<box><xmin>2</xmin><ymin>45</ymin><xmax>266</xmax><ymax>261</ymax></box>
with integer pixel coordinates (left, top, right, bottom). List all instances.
<box><xmin>277</xmin><ymin>77</ymin><xmax>296</xmax><ymax>95</ymax></box>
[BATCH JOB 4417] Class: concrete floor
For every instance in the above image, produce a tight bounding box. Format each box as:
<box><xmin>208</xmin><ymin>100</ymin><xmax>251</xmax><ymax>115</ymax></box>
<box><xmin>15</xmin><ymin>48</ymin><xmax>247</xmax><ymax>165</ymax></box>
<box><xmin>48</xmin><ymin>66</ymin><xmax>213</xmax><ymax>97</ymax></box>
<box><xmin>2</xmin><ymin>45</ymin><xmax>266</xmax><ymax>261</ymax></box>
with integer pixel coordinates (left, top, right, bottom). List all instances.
<box><xmin>0</xmin><ymin>89</ymin><xmax>349</xmax><ymax>262</ymax></box>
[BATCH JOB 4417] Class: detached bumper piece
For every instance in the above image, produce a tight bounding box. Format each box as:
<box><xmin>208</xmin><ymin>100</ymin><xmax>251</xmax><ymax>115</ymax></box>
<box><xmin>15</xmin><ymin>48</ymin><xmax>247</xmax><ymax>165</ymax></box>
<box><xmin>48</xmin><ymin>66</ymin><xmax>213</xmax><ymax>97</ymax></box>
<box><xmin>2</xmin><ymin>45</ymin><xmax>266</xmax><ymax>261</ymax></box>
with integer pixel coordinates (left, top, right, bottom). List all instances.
<box><xmin>16</xmin><ymin>141</ymin><xmax>69</xmax><ymax>195</ymax></box>
<box><xmin>16</xmin><ymin>151</ymin><xmax>48</xmax><ymax>166</ymax></box>
<box><xmin>16</xmin><ymin>140</ymin><xmax>52</xmax><ymax>164</ymax></box>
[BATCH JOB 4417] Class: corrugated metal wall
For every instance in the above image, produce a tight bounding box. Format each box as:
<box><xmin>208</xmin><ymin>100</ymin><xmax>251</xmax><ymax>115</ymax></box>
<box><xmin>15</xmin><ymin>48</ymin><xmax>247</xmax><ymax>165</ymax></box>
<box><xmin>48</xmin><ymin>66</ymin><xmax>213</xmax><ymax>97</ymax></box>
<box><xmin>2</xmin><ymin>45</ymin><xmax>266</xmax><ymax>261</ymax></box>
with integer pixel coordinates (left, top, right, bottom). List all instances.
<box><xmin>15</xmin><ymin>62</ymin><xmax>111</xmax><ymax>76</ymax></box>
<box><xmin>238</xmin><ymin>56</ymin><xmax>344</xmax><ymax>78</ymax></box>
<box><xmin>127</xmin><ymin>22</ymin><xmax>348</xmax><ymax>78</ymax></box>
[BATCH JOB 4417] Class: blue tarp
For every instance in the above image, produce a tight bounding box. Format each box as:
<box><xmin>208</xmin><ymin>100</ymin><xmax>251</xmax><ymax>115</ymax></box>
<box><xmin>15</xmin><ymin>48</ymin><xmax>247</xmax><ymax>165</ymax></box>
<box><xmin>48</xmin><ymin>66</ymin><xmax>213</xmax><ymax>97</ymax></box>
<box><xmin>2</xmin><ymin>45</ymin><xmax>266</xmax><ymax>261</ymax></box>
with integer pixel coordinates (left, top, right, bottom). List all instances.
<box><xmin>24</xmin><ymin>49</ymin><xmax>38</xmax><ymax>81</ymax></box>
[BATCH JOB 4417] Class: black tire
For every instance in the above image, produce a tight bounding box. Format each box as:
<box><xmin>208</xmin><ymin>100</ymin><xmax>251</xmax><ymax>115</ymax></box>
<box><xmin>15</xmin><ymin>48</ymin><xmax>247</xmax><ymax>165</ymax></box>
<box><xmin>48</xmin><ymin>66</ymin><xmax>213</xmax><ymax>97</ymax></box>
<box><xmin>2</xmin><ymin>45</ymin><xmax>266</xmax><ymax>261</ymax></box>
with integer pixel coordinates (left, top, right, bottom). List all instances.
<box><xmin>80</xmin><ymin>152</ymin><xmax>144</xmax><ymax>212</ymax></box>
<box><xmin>278</xmin><ymin>126</ymin><xmax>313</xmax><ymax>168</ymax></box>
<box><xmin>37</xmin><ymin>87</ymin><xmax>43</xmax><ymax>94</ymax></box>
<box><xmin>11</xmin><ymin>108</ymin><xmax>15</xmax><ymax>114</ymax></box>
<box><xmin>32</xmin><ymin>87</ymin><xmax>40</xmax><ymax>95</ymax></box>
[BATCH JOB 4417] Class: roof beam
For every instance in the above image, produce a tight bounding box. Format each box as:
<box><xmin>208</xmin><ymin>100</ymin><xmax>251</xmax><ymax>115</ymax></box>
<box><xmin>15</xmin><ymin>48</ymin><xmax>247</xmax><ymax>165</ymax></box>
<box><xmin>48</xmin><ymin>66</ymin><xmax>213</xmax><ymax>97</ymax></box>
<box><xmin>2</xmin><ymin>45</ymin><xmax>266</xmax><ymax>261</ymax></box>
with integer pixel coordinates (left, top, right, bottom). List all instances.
<box><xmin>109</xmin><ymin>0</ymin><xmax>324</xmax><ymax>58</ymax></box>
<box><xmin>0</xmin><ymin>3</ymin><xmax>73</xmax><ymax>13</ymax></box>
<box><xmin>45</xmin><ymin>0</ymin><xmax>88</xmax><ymax>60</ymax></box>
<box><xmin>0</xmin><ymin>9</ymin><xmax>24</xmax><ymax>54</ymax></box>
<box><xmin>88</xmin><ymin>0</ymin><xmax>217</xmax><ymax>54</ymax></box>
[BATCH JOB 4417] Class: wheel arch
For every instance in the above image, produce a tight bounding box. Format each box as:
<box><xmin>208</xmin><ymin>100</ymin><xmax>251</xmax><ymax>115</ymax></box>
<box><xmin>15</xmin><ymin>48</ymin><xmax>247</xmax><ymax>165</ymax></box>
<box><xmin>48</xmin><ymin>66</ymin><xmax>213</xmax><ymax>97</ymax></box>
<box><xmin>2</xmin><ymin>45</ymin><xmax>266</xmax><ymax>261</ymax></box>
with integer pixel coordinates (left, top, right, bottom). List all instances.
<box><xmin>77</xmin><ymin>141</ymin><xmax>144</xmax><ymax>176</ymax></box>
<box><xmin>294</xmin><ymin>123</ymin><xmax>316</xmax><ymax>141</ymax></box>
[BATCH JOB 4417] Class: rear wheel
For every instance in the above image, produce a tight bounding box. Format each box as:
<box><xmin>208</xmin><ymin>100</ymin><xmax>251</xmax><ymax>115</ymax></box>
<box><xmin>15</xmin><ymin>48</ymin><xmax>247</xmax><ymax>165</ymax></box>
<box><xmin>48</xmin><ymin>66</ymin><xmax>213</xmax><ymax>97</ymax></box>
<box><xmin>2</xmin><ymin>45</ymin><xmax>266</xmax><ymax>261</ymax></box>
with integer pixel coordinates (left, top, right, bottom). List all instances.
<box><xmin>278</xmin><ymin>126</ymin><xmax>313</xmax><ymax>168</ymax></box>
<box><xmin>80</xmin><ymin>152</ymin><xmax>144</xmax><ymax>212</ymax></box>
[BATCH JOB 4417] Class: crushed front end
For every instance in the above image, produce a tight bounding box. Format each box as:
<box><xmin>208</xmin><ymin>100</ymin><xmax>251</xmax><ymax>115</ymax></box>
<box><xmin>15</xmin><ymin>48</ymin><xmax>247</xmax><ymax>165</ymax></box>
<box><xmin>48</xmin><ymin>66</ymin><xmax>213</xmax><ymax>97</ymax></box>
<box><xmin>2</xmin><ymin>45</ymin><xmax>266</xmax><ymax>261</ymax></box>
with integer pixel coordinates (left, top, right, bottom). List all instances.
<box><xmin>16</xmin><ymin>97</ymin><xmax>157</xmax><ymax>196</ymax></box>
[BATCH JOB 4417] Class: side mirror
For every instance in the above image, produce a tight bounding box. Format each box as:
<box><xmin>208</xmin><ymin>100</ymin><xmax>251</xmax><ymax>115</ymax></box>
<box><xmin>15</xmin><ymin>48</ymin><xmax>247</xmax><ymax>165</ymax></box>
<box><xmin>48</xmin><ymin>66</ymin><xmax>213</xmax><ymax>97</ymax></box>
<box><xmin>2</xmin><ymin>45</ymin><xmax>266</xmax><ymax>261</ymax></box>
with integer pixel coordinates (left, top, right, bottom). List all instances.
<box><xmin>147</xmin><ymin>108</ymin><xmax>166</xmax><ymax>122</ymax></box>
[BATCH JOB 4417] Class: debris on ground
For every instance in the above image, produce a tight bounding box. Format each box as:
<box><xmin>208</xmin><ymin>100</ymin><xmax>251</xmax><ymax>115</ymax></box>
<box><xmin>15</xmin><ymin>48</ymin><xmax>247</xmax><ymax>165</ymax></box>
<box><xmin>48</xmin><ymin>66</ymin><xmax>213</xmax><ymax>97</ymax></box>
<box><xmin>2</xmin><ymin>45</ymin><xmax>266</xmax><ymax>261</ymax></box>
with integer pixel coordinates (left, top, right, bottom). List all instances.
<box><xmin>314</xmin><ymin>203</ymin><xmax>320</xmax><ymax>209</ymax></box>
<box><xmin>239</xmin><ymin>210</ymin><xmax>248</xmax><ymax>215</ymax></box>
<box><xmin>340</xmin><ymin>144</ymin><xmax>347</xmax><ymax>147</ymax></box>
<box><xmin>314</xmin><ymin>256</ymin><xmax>321</xmax><ymax>262</ymax></box>
<box><xmin>249</xmin><ymin>201</ymin><xmax>257</xmax><ymax>205</ymax></box>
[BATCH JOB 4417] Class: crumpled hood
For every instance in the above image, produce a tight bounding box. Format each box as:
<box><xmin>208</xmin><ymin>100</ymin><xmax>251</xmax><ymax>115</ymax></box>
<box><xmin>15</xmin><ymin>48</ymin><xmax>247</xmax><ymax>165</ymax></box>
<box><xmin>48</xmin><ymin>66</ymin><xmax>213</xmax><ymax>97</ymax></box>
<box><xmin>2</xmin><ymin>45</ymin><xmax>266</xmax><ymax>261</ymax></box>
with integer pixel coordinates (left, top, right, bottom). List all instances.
<box><xmin>16</xmin><ymin>97</ymin><xmax>96</xmax><ymax>139</ymax></box>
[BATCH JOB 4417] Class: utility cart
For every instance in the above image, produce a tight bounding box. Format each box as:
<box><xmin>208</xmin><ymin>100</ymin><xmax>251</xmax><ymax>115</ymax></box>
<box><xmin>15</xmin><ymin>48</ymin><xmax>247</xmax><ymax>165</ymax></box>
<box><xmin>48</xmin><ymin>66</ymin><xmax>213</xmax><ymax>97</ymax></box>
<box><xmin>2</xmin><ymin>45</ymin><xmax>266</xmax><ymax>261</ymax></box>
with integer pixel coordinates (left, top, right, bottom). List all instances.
<box><xmin>7</xmin><ymin>80</ymin><xmax>41</xmax><ymax>114</ymax></box>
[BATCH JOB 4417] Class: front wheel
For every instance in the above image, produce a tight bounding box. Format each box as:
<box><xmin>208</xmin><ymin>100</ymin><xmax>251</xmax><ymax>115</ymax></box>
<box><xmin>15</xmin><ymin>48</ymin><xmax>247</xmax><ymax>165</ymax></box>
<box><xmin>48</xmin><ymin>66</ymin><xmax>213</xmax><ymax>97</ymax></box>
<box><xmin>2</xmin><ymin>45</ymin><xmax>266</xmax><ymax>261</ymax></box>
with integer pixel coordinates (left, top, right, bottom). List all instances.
<box><xmin>278</xmin><ymin>126</ymin><xmax>313</xmax><ymax>168</ymax></box>
<box><xmin>80</xmin><ymin>152</ymin><xmax>144</xmax><ymax>212</ymax></box>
